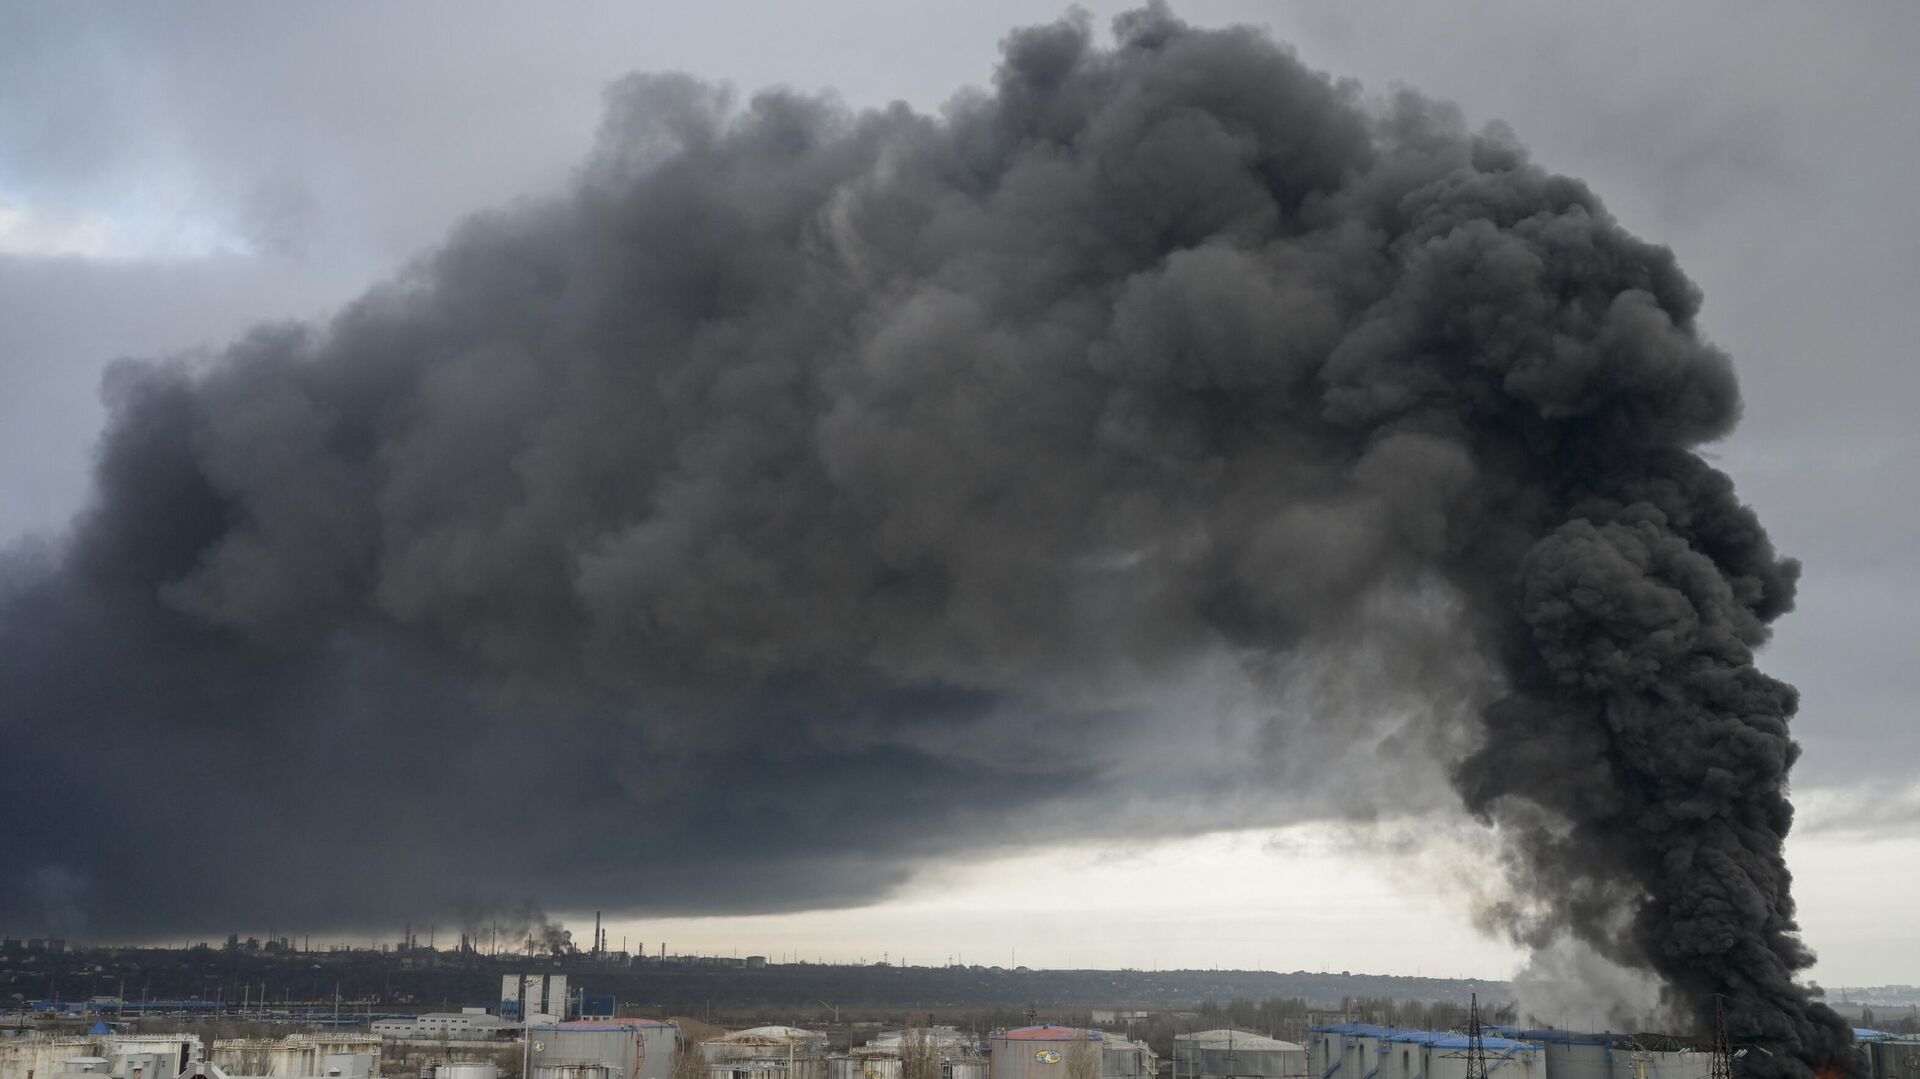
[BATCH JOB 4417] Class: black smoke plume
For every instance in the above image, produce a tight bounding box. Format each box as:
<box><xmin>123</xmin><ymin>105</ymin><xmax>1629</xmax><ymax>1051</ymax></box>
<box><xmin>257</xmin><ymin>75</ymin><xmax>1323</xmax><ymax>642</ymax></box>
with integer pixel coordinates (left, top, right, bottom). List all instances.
<box><xmin>0</xmin><ymin>6</ymin><xmax>1845</xmax><ymax>1074</ymax></box>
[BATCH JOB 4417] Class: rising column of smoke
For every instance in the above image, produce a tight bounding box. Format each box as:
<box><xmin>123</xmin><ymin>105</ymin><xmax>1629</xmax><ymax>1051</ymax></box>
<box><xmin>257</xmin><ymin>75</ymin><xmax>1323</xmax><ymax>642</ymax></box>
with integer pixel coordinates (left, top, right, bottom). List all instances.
<box><xmin>0</xmin><ymin>6</ymin><xmax>1845</xmax><ymax>1072</ymax></box>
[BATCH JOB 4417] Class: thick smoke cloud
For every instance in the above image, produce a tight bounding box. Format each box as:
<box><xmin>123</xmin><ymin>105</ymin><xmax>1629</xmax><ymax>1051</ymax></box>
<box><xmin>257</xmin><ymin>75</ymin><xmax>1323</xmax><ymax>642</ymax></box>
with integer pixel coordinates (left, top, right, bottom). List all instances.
<box><xmin>0</xmin><ymin>5</ymin><xmax>1843</xmax><ymax>1073</ymax></box>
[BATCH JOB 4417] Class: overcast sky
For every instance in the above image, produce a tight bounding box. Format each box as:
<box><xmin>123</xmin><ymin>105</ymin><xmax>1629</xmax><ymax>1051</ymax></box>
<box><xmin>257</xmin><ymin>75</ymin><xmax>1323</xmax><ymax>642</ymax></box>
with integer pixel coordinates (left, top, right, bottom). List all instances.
<box><xmin>3</xmin><ymin>2</ymin><xmax>1916</xmax><ymax>989</ymax></box>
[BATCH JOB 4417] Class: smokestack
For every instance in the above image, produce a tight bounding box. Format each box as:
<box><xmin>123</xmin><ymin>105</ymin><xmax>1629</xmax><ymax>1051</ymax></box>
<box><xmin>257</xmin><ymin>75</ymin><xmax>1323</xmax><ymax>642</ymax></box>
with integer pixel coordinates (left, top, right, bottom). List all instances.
<box><xmin>0</xmin><ymin>7</ymin><xmax>1845</xmax><ymax>1077</ymax></box>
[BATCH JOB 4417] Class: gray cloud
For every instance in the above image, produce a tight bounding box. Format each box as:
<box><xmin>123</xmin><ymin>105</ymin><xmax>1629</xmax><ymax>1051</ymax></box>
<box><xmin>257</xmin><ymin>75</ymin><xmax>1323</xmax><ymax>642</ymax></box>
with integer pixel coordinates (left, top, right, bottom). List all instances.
<box><xmin>0</xmin><ymin>5</ymin><xmax>1865</xmax><ymax>1073</ymax></box>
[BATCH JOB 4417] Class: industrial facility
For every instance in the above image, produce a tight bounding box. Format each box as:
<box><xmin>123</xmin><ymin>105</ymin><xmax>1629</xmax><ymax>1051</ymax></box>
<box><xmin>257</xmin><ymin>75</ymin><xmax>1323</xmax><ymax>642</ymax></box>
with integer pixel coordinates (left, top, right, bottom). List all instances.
<box><xmin>979</xmin><ymin>1026</ymin><xmax>1158</xmax><ymax>1079</ymax></box>
<box><xmin>827</xmin><ymin>1026</ymin><xmax>985</xmax><ymax>1079</ymax></box>
<box><xmin>528</xmin><ymin>1019</ymin><xmax>677</xmax><ymax>1079</ymax></box>
<box><xmin>501</xmin><ymin>978</ymin><xmax>571</xmax><ymax>1025</ymax></box>
<box><xmin>1171</xmin><ymin>1031</ymin><xmax>1305</xmax><ymax>1079</ymax></box>
<box><xmin>370</xmin><ymin>1013</ymin><xmax>516</xmax><ymax>1041</ymax></box>
<box><xmin>1311</xmin><ymin>1023</ymin><xmax>1544</xmax><ymax>1079</ymax></box>
<box><xmin>701</xmin><ymin>1026</ymin><xmax>832</xmax><ymax>1079</ymax></box>
<box><xmin>1298</xmin><ymin>1022</ymin><xmax>1920</xmax><ymax>1079</ymax></box>
<box><xmin>0</xmin><ymin>1032</ymin><xmax>379</xmax><ymax>1079</ymax></box>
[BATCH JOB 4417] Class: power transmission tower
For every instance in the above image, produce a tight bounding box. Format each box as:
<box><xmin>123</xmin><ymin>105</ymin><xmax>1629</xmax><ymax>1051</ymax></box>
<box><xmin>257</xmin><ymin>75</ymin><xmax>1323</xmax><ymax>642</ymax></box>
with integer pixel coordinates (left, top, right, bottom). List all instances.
<box><xmin>1710</xmin><ymin>996</ymin><xmax>1735</xmax><ymax>1079</ymax></box>
<box><xmin>1464</xmin><ymin>993</ymin><xmax>1490</xmax><ymax>1079</ymax></box>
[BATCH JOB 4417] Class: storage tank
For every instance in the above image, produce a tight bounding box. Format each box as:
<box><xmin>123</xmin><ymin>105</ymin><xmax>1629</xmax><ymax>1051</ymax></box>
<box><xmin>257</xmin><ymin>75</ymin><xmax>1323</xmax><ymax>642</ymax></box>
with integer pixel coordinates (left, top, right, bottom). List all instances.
<box><xmin>850</xmin><ymin>1054</ymin><xmax>903</xmax><ymax>1079</ymax></box>
<box><xmin>1404</xmin><ymin>1033</ymin><xmax>1543</xmax><ymax>1079</ymax></box>
<box><xmin>1607</xmin><ymin>1039</ymin><xmax>1706</xmax><ymax>1079</ymax></box>
<box><xmin>1865</xmin><ymin>1038</ymin><xmax>1920</xmax><ymax>1079</ymax></box>
<box><xmin>534</xmin><ymin>1020</ymin><xmax>679</xmax><ymax>1079</ymax></box>
<box><xmin>535</xmin><ymin>1064</ymin><xmax>612</xmax><ymax>1079</ymax></box>
<box><xmin>1374</xmin><ymin>1034</ymin><xmax>1427</xmax><ymax>1079</ymax></box>
<box><xmin>1307</xmin><ymin>1025</ymin><xmax>1397</xmax><ymax>1079</ymax></box>
<box><xmin>1173</xmin><ymin>1031</ymin><xmax>1304</xmax><ymax>1079</ymax></box>
<box><xmin>320</xmin><ymin>1055</ymin><xmax>375</xmax><ymax>1079</ymax></box>
<box><xmin>1100</xmin><ymin>1037</ymin><xmax>1155</xmax><ymax>1079</ymax></box>
<box><xmin>989</xmin><ymin>1027</ymin><xmax>1102</xmax><ymax>1079</ymax></box>
<box><xmin>948</xmin><ymin>1060</ymin><xmax>989</xmax><ymax>1079</ymax></box>
<box><xmin>1500</xmin><ymin>1029</ymin><xmax>1620</xmax><ymax>1079</ymax></box>
<box><xmin>438</xmin><ymin>1065</ymin><xmax>500</xmax><ymax>1079</ymax></box>
<box><xmin>702</xmin><ymin>1027</ymin><xmax>830</xmax><ymax>1079</ymax></box>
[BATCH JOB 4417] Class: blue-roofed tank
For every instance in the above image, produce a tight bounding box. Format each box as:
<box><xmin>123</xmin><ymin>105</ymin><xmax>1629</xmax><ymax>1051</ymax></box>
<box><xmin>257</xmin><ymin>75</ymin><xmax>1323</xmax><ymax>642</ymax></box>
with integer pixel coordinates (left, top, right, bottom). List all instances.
<box><xmin>1308</xmin><ymin>1024</ymin><xmax>1401</xmax><ymax>1079</ymax></box>
<box><xmin>1607</xmin><ymin>1037</ymin><xmax>1707</xmax><ymax>1079</ymax></box>
<box><xmin>1863</xmin><ymin>1038</ymin><xmax>1920</xmax><ymax>1079</ymax></box>
<box><xmin>1413</xmin><ymin>1032</ymin><xmax>1543</xmax><ymax>1079</ymax></box>
<box><xmin>1496</xmin><ymin>1028</ymin><xmax>1623</xmax><ymax>1079</ymax></box>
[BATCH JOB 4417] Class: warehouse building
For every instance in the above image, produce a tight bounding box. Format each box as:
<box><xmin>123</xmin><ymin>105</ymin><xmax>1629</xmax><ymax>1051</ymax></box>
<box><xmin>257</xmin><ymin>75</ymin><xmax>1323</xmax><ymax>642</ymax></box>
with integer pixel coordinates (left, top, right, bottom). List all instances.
<box><xmin>371</xmin><ymin>1012</ymin><xmax>516</xmax><ymax>1040</ymax></box>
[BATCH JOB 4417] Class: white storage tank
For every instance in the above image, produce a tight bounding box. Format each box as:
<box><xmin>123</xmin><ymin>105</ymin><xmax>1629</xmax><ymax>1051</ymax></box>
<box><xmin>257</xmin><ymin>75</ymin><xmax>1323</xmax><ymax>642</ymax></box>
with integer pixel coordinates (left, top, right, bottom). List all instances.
<box><xmin>989</xmin><ymin>1027</ymin><xmax>1101</xmax><ymax>1079</ymax></box>
<box><xmin>320</xmin><ymin>1055</ymin><xmax>375</xmax><ymax>1079</ymax></box>
<box><xmin>1307</xmin><ymin>1024</ymin><xmax>1396</xmax><ymax>1079</ymax></box>
<box><xmin>1173</xmin><ymin>1031</ymin><xmax>1305</xmax><ymax>1079</ymax></box>
<box><xmin>1500</xmin><ymin>1029</ymin><xmax>1620</xmax><ymax>1079</ymax></box>
<box><xmin>1399</xmin><ymin>1032</ymin><xmax>1543</xmax><ymax>1079</ymax></box>
<box><xmin>1607</xmin><ymin>1038</ymin><xmax>1706</xmax><ymax>1079</ymax></box>
<box><xmin>702</xmin><ymin>1027</ymin><xmax>830</xmax><ymax>1079</ymax></box>
<box><xmin>535</xmin><ymin>1064</ymin><xmax>611</xmax><ymax>1079</ymax></box>
<box><xmin>438</xmin><ymin>1065</ymin><xmax>499</xmax><ymax>1079</ymax></box>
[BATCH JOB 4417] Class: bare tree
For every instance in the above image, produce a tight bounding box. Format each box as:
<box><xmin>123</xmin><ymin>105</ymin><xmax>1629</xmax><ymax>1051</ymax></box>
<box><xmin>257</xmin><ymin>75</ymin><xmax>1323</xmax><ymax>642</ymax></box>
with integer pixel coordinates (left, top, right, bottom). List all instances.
<box><xmin>672</xmin><ymin>1038</ymin><xmax>709</xmax><ymax>1079</ymax></box>
<box><xmin>1066</xmin><ymin>1039</ymin><xmax>1100</xmax><ymax>1079</ymax></box>
<box><xmin>901</xmin><ymin>1017</ymin><xmax>940</xmax><ymax>1079</ymax></box>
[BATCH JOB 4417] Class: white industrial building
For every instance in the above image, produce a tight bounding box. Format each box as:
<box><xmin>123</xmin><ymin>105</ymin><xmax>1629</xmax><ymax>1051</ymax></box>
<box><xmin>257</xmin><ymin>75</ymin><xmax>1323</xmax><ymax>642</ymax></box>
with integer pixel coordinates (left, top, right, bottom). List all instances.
<box><xmin>1173</xmin><ymin>1031</ymin><xmax>1305</xmax><ymax>1079</ymax></box>
<box><xmin>371</xmin><ymin>1012</ymin><xmax>516</xmax><ymax>1041</ymax></box>
<box><xmin>502</xmin><ymin>976</ymin><xmax>571</xmax><ymax>1024</ymax></box>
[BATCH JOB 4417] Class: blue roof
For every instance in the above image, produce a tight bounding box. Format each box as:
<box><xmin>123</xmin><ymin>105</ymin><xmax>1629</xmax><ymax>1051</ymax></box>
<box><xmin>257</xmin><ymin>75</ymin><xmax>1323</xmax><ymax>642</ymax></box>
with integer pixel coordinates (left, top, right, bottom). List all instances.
<box><xmin>1313</xmin><ymin>1024</ymin><xmax>1401</xmax><ymax>1037</ymax></box>
<box><xmin>1382</xmin><ymin>1032</ymin><xmax>1537</xmax><ymax>1051</ymax></box>
<box><xmin>1493</xmin><ymin>1028</ymin><xmax>1625</xmax><ymax>1047</ymax></box>
<box><xmin>1312</xmin><ymin>1027</ymin><xmax>1536</xmax><ymax>1052</ymax></box>
<box><xmin>1427</xmin><ymin>1036</ymin><xmax>1536</xmax><ymax>1051</ymax></box>
<box><xmin>1853</xmin><ymin>1030</ymin><xmax>1894</xmax><ymax>1042</ymax></box>
<box><xmin>88</xmin><ymin>1020</ymin><xmax>111</xmax><ymax>1035</ymax></box>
